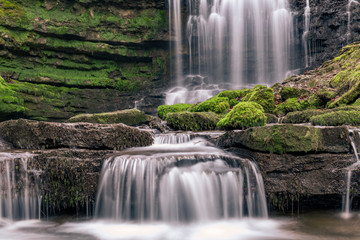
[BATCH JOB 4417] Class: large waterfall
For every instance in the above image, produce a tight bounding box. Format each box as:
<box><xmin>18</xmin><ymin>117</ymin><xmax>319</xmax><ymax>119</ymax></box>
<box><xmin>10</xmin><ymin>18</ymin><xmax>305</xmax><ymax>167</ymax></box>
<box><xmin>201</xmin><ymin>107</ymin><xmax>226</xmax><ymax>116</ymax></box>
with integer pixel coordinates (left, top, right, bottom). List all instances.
<box><xmin>94</xmin><ymin>136</ymin><xmax>268</xmax><ymax>222</ymax></box>
<box><xmin>167</xmin><ymin>0</ymin><xmax>294</xmax><ymax>104</ymax></box>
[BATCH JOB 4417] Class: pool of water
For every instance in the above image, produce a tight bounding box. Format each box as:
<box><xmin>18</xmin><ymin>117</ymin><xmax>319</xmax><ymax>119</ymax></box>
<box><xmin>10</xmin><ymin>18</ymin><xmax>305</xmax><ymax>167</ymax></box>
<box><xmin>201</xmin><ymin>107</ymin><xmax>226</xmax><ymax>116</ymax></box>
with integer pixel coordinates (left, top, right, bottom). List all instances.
<box><xmin>1</xmin><ymin>211</ymin><xmax>359</xmax><ymax>240</ymax></box>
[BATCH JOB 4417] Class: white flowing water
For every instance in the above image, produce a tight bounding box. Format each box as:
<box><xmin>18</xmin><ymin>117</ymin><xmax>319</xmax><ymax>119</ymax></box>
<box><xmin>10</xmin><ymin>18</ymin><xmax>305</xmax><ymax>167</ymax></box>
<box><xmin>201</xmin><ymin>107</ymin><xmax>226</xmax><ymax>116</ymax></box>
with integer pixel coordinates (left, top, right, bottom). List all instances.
<box><xmin>303</xmin><ymin>0</ymin><xmax>311</xmax><ymax>67</ymax></box>
<box><xmin>342</xmin><ymin>130</ymin><xmax>360</xmax><ymax>219</ymax></box>
<box><xmin>346</xmin><ymin>0</ymin><xmax>360</xmax><ymax>43</ymax></box>
<box><xmin>0</xmin><ymin>152</ymin><xmax>42</xmax><ymax>221</ymax></box>
<box><xmin>94</xmin><ymin>136</ymin><xmax>268</xmax><ymax>222</ymax></box>
<box><xmin>167</xmin><ymin>0</ymin><xmax>294</xmax><ymax>104</ymax></box>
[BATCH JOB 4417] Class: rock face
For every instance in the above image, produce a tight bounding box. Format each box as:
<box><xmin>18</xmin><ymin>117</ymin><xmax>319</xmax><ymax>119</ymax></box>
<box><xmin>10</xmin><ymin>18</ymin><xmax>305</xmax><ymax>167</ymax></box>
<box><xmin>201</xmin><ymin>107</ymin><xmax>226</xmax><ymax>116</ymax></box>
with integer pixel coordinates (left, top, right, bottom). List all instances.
<box><xmin>219</xmin><ymin>124</ymin><xmax>360</xmax><ymax>212</ymax></box>
<box><xmin>0</xmin><ymin>0</ymin><xmax>168</xmax><ymax>121</ymax></box>
<box><xmin>0</xmin><ymin>119</ymin><xmax>153</xmax><ymax>150</ymax></box>
<box><xmin>289</xmin><ymin>0</ymin><xmax>360</xmax><ymax>69</ymax></box>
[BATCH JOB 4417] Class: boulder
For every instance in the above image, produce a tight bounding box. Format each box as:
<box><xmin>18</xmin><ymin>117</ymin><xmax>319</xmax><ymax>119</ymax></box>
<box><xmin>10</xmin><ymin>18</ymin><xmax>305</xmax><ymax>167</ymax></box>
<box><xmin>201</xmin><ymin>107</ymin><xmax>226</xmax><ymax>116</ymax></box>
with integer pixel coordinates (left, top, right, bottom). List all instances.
<box><xmin>166</xmin><ymin>111</ymin><xmax>222</xmax><ymax>131</ymax></box>
<box><xmin>218</xmin><ymin>125</ymin><xmax>350</xmax><ymax>154</ymax></box>
<box><xmin>0</xmin><ymin>119</ymin><xmax>153</xmax><ymax>150</ymax></box>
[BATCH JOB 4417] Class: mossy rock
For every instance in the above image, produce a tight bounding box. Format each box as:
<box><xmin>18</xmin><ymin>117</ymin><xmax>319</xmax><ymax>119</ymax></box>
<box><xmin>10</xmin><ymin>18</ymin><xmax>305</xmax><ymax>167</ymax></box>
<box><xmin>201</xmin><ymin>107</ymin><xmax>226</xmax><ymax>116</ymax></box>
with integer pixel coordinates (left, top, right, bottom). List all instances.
<box><xmin>274</xmin><ymin>98</ymin><xmax>302</xmax><ymax>116</ymax></box>
<box><xmin>265</xmin><ymin>113</ymin><xmax>278</xmax><ymax>124</ymax></box>
<box><xmin>311</xmin><ymin>110</ymin><xmax>360</xmax><ymax>126</ymax></box>
<box><xmin>280</xmin><ymin>87</ymin><xmax>310</xmax><ymax>101</ymax></box>
<box><xmin>157</xmin><ymin>104</ymin><xmax>192</xmax><ymax>120</ymax></box>
<box><xmin>166</xmin><ymin>111</ymin><xmax>222</xmax><ymax>131</ymax></box>
<box><xmin>282</xmin><ymin>109</ymin><xmax>328</xmax><ymax>124</ymax></box>
<box><xmin>242</xmin><ymin>85</ymin><xmax>275</xmax><ymax>113</ymax></box>
<box><xmin>190</xmin><ymin>96</ymin><xmax>230</xmax><ymax>114</ymax></box>
<box><xmin>216</xmin><ymin>102</ymin><xmax>266</xmax><ymax>130</ymax></box>
<box><xmin>238</xmin><ymin>125</ymin><xmax>322</xmax><ymax>154</ymax></box>
<box><xmin>68</xmin><ymin>109</ymin><xmax>147</xmax><ymax>126</ymax></box>
<box><xmin>328</xmin><ymin>81</ymin><xmax>360</xmax><ymax>108</ymax></box>
<box><xmin>0</xmin><ymin>77</ymin><xmax>26</xmax><ymax>120</ymax></box>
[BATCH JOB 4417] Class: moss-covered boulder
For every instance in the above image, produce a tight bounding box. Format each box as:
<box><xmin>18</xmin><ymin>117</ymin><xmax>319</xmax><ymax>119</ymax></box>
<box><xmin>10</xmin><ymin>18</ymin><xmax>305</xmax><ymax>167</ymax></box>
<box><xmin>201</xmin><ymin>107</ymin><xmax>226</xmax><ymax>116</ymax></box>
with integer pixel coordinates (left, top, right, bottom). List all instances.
<box><xmin>265</xmin><ymin>113</ymin><xmax>278</xmax><ymax>124</ymax></box>
<box><xmin>311</xmin><ymin>110</ymin><xmax>360</xmax><ymax>126</ymax></box>
<box><xmin>280</xmin><ymin>87</ymin><xmax>310</xmax><ymax>101</ymax></box>
<box><xmin>0</xmin><ymin>119</ymin><xmax>153</xmax><ymax>150</ymax></box>
<box><xmin>216</xmin><ymin>102</ymin><xmax>266</xmax><ymax>130</ymax></box>
<box><xmin>242</xmin><ymin>85</ymin><xmax>275</xmax><ymax>113</ymax></box>
<box><xmin>166</xmin><ymin>111</ymin><xmax>222</xmax><ymax>131</ymax></box>
<box><xmin>217</xmin><ymin>89</ymin><xmax>250</xmax><ymax>99</ymax></box>
<box><xmin>274</xmin><ymin>98</ymin><xmax>302</xmax><ymax>116</ymax></box>
<box><xmin>157</xmin><ymin>104</ymin><xmax>193</xmax><ymax>120</ymax></box>
<box><xmin>190</xmin><ymin>96</ymin><xmax>230</xmax><ymax>114</ymax></box>
<box><xmin>282</xmin><ymin>109</ymin><xmax>327</xmax><ymax>124</ymax></box>
<box><xmin>218</xmin><ymin>125</ymin><xmax>350</xmax><ymax>154</ymax></box>
<box><xmin>68</xmin><ymin>109</ymin><xmax>147</xmax><ymax>126</ymax></box>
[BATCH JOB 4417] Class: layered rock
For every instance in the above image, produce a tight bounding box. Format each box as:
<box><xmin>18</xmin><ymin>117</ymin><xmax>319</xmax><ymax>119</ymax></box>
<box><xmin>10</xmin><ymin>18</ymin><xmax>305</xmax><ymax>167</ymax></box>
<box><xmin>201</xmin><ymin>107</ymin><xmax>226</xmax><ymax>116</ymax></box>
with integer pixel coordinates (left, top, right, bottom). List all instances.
<box><xmin>0</xmin><ymin>119</ymin><xmax>153</xmax><ymax>150</ymax></box>
<box><xmin>0</xmin><ymin>0</ymin><xmax>168</xmax><ymax>121</ymax></box>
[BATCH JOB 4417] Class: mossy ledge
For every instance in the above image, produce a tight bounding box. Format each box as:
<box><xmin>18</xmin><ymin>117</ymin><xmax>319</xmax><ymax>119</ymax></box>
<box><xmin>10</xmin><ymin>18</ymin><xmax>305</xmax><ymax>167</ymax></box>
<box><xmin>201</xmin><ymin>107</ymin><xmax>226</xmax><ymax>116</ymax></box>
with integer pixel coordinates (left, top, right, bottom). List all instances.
<box><xmin>0</xmin><ymin>0</ymin><xmax>168</xmax><ymax>121</ymax></box>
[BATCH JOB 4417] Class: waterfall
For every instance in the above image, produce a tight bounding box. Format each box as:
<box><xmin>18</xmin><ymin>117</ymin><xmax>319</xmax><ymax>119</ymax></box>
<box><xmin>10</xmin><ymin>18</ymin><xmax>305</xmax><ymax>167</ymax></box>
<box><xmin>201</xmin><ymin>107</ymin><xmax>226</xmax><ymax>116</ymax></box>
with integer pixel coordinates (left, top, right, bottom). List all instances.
<box><xmin>167</xmin><ymin>0</ymin><xmax>294</xmax><ymax>105</ymax></box>
<box><xmin>342</xmin><ymin>129</ymin><xmax>360</xmax><ymax>219</ymax></box>
<box><xmin>347</xmin><ymin>0</ymin><xmax>360</xmax><ymax>43</ymax></box>
<box><xmin>0</xmin><ymin>153</ymin><xmax>42</xmax><ymax>221</ymax></box>
<box><xmin>154</xmin><ymin>133</ymin><xmax>191</xmax><ymax>144</ymax></box>
<box><xmin>303</xmin><ymin>0</ymin><xmax>311</xmax><ymax>67</ymax></box>
<box><xmin>94</xmin><ymin>137</ymin><xmax>268</xmax><ymax>222</ymax></box>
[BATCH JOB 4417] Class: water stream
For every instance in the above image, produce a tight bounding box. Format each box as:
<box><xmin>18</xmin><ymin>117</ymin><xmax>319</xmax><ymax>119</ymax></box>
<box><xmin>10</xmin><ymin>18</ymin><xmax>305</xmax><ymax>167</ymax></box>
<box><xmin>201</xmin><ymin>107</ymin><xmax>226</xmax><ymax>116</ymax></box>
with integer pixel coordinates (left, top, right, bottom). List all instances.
<box><xmin>302</xmin><ymin>0</ymin><xmax>311</xmax><ymax>67</ymax></box>
<box><xmin>346</xmin><ymin>0</ymin><xmax>360</xmax><ymax>43</ymax></box>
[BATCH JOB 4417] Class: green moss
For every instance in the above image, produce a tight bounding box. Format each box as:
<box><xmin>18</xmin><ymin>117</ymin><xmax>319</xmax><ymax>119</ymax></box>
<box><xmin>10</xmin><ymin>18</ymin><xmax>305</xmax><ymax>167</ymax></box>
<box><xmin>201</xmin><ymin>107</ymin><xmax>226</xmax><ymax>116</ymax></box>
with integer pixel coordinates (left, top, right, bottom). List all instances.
<box><xmin>282</xmin><ymin>109</ymin><xmax>328</xmax><ymax>124</ymax></box>
<box><xmin>280</xmin><ymin>87</ymin><xmax>310</xmax><ymax>101</ymax></box>
<box><xmin>229</xmin><ymin>99</ymin><xmax>240</xmax><ymax>107</ymax></box>
<box><xmin>68</xmin><ymin>109</ymin><xmax>147</xmax><ymax>126</ymax></box>
<box><xmin>190</xmin><ymin>96</ymin><xmax>230</xmax><ymax>114</ymax></box>
<box><xmin>0</xmin><ymin>77</ymin><xmax>26</xmax><ymax>120</ymax></box>
<box><xmin>311</xmin><ymin>110</ymin><xmax>360</xmax><ymax>126</ymax></box>
<box><xmin>299</xmin><ymin>94</ymin><xmax>323</xmax><ymax>110</ymax></box>
<box><xmin>216</xmin><ymin>89</ymin><xmax>249</xmax><ymax>99</ymax></box>
<box><xmin>157</xmin><ymin>104</ymin><xmax>192</xmax><ymax>120</ymax></box>
<box><xmin>265</xmin><ymin>113</ymin><xmax>278</xmax><ymax>124</ymax></box>
<box><xmin>328</xmin><ymin>81</ymin><xmax>360</xmax><ymax>108</ymax></box>
<box><xmin>274</xmin><ymin>98</ymin><xmax>302</xmax><ymax>116</ymax></box>
<box><xmin>216</xmin><ymin>102</ymin><xmax>266</xmax><ymax>130</ymax></box>
<box><xmin>239</xmin><ymin>125</ymin><xmax>321</xmax><ymax>154</ymax></box>
<box><xmin>166</xmin><ymin>111</ymin><xmax>222</xmax><ymax>131</ymax></box>
<box><xmin>242</xmin><ymin>86</ymin><xmax>275</xmax><ymax>113</ymax></box>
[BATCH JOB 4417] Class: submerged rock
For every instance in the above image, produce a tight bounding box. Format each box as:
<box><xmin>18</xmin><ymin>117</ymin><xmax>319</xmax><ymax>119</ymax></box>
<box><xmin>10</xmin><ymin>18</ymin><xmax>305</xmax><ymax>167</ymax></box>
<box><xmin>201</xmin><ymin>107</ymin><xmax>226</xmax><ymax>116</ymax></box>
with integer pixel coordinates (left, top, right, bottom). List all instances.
<box><xmin>0</xmin><ymin>119</ymin><xmax>153</xmax><ymax>150</ymax></box>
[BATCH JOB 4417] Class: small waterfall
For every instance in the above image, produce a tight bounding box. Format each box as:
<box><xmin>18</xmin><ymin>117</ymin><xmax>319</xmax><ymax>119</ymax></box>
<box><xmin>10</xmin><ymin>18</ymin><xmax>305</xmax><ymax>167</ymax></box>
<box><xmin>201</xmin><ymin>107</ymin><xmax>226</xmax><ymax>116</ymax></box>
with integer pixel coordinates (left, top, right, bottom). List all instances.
<box><xmin>346</xmin><ymin>0</ymin><xmax>360</xmax><ymax>43</ymax></box>
<box><xmin>94</xmin><ymin>139</ymin><xmax>268</xmax><ymax>222</ymax></box>
<box><xmin>303</xmin><ymin>0</ymin><xmax>311</xmax><ymax>67</ymax></box>
<box><xmin>0</xmin><ymin>153</ymin><xmax>42</xmax><ymax>221</ymax></box>
<box><xmin>169</xmin><ymin>0</ymin><xmax>183</xmax><ymax>85</ymax></box>
<box><xmin>167</xmin><ymin>0</ymin><xmax>294</xmax><ymax>105</ymax></box>
<box><xmin>154</xmin><ymin>133</ymin><xmax>191</xmax><ymax>144</ymax></box>
<box><xmin>342</xmin><ymin>129</ymin><xmax>360</xmax><ymax>219</ymax></box>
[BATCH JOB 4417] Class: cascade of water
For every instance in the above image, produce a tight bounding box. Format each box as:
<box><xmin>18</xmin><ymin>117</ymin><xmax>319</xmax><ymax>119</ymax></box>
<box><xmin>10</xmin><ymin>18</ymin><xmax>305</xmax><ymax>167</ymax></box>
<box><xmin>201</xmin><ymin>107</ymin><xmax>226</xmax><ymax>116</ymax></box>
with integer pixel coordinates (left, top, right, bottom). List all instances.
<box><xmin>342</xmin><ymin>130</ymin><xmax>360</xmax><ymax>219</ymax></box>
<box><xmin>169</xmin><ymin>0</ymin><xmax>183</xmax><ymax>85</ymax></box>
<box><xmin>0</xmin><ymin>153</ymin><xmax>41</xmax><ymax>221</ymax></box>
<box><xmin>94</xmin><ymin>139</ymin><xmax>268</xmax><ymax>222</ymax></box>
<box><xmin>347</xmin><ymin>0</ymin><xmax>360</xmax><ymax>43</ymax></box>
<box><xmin>303</xmin><ymin>0</ymin><xmax>311</xmax><ymax>67</ymax></box>
<box><xmin>154</xmin><ymin>133</ymin><xmax>191</xmax><ymax>144</ymax></box>
<box><xmin>167</xmin><ymin>0</ymin><xmax>294</xmax><ymax>105</ymax></box>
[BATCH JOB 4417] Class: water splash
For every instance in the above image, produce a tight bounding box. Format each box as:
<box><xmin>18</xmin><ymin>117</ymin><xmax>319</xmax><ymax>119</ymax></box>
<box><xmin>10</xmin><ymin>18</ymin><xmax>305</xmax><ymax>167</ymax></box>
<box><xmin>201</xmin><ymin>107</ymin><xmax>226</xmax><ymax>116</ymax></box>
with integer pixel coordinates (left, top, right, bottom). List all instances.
<box><xmin>94</xmin><ymin>139</ymin><xmax>268</xmax><ymax>222</ymax></box>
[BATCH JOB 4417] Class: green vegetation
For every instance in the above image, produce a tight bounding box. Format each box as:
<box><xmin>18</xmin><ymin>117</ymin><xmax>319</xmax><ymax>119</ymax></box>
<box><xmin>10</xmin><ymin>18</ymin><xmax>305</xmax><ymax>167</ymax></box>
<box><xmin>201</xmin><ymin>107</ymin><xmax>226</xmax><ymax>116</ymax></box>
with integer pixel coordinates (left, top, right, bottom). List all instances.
<box><xmin>157</xmin><ymin>104</ymin><xmax>193</xmax><ymax>120</ymax></box>
<box><xmin>0</xmin><ymin>77</ymin><xmax>26</xmax><ymax>120</ymax></box>
<box><xmin>190</xmin><ymin>96</ymin><xmax>230</xmax><ymax>114</ymax></box>
<box><xmin>242</xmin><ymin>85</ymin><xmax>275</xmax><ymax>113</ymax></box>
<box><xmin>216</xmin><ymin>102</ymin><xmax>266</xmax><ymax>130</ymax></box>
<box><xmin>274</xmin><ymin>98</ymin><xmax>302</xmax><ymax>116</ymax></box>
<box><xmin>310</xmin><ymin>110</ymin><xmax>360</xmax><ymax>126</ymax></box>
<box><xmin>166</xmin><ymin>111</ymin><xmax>222</xmax><ymax>131</ymax></box>
<box><xmin>239</xmin><ymin>125</ymin><xmax>321</xmax><ymax>154</ymax></box>
<box><xmin>280</xmin><ymin>87</ymin><xmax>310</xmax><ymax>101</ymax></box>
<box><xmin>68</xmin><ymin>109</ymin><xmax>147</xmax><ymax>126</ymax></box>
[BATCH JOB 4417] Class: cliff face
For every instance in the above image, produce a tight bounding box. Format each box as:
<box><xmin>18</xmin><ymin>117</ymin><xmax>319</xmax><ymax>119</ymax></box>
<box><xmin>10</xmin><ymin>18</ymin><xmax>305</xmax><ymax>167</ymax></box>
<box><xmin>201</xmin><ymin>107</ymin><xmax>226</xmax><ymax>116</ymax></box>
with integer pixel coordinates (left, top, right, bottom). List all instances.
<box><xmin>0</xmin><ymin>0</ymin><xmax>169</xmax><ymax>121</ymax></box>
<box><xmin>290</xmin><ymin>0</ymin><xmax>360</xmax><ymax>69</ymax></box>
